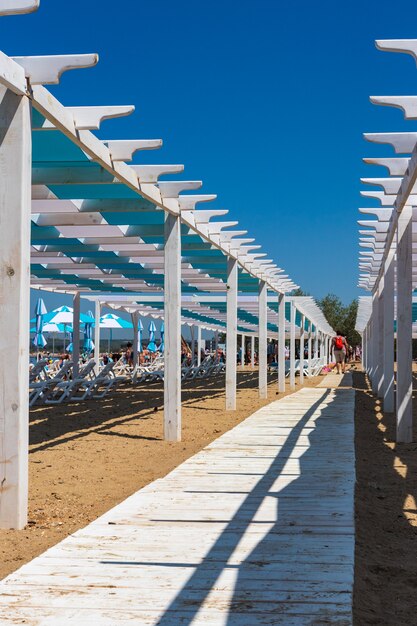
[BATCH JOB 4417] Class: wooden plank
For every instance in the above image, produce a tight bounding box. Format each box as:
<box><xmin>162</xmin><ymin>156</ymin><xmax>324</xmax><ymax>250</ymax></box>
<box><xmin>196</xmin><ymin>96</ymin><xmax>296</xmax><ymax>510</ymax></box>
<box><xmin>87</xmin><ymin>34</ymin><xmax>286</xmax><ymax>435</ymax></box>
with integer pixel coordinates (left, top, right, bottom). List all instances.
<box><xmin>0</xmin><ymin>387</ymin><xmax>355</xmax><ymax>624</ymax></box>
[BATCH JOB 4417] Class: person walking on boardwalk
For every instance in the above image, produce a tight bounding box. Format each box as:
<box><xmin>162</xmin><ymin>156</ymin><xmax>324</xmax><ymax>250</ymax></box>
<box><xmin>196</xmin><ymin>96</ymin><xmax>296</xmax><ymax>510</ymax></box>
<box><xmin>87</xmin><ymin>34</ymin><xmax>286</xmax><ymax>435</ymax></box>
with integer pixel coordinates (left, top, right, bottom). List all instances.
<box><xmin>332</xmin><ymin>330</ymin><xmax>348</xmax><ymax>374</ymax></box>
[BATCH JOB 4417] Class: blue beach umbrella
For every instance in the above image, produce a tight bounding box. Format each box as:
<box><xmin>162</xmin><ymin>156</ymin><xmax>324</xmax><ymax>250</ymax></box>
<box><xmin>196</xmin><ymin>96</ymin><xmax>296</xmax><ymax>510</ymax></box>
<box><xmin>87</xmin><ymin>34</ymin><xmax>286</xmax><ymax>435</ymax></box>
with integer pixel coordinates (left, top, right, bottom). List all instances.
<box><xmin>137</xmin><ymin>318</ymin><xmax>143</xmax><ymax>353</ymax></box>
<box><xmin>159</xmin><ymin>322</ymin><xmax>164</xmax><ymax>353</ymax></box>
<box><xmin>147</xmin><ymin>320</ymin><xmax>157</xmax><ymax>352</ymax></box>
<box><xmin>33</xmin><ymin>298</ymin><xmax>47</xmax><ymax>353</ymax></box>
<box><xmin>99</xmin><ymin>313</ymin><xmax>133</xmax><ymax>353</ymax></box>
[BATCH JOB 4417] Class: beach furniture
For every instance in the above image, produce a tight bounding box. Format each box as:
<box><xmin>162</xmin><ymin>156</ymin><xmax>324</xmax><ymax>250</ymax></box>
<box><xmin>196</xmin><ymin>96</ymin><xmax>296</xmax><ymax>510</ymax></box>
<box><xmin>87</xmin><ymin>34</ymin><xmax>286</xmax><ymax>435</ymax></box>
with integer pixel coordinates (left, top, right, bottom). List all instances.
<box><xmin>29</xmin><ymin>360</ymin><xmax>74</xmax><ymax>406</ymax></box>
<box><xmin>29</xmin><ymin>358</ymin><xmax>49</xmax><ymax>383</ymax></box>
<box><xmin>44</xmin><ymin>360</ymin><xmax>96</xmax><ymax>404</ymax></box>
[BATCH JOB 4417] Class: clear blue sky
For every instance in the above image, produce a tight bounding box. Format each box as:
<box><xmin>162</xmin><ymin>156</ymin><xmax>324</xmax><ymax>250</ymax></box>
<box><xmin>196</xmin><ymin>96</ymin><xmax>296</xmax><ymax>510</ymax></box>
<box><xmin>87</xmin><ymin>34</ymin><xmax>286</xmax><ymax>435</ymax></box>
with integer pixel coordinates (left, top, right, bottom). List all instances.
<box><xmin>4</xmin><ymin>0</ymin><xmax>417</xmax><ymax>313</ymax></box>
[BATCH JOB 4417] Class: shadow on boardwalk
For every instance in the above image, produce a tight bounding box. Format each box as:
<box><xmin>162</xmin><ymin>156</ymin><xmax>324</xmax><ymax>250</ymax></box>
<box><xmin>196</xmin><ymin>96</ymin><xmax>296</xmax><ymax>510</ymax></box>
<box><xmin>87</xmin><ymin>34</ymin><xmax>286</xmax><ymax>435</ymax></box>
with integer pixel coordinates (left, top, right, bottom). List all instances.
<box><xmin>108</xmin><ymin>388</ymin><xmax>354</xmax><ymax>625</ymax></box>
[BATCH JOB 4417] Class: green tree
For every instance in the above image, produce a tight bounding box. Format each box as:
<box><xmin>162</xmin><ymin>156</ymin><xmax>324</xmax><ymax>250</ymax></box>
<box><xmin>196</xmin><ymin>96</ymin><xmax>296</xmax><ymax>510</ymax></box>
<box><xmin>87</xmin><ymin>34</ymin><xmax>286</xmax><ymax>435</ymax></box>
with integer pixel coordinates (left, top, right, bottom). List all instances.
<box><xmin>318</xmin><ymin>294</ymin><xmax>361</xmax><ymax>347</ymax></box>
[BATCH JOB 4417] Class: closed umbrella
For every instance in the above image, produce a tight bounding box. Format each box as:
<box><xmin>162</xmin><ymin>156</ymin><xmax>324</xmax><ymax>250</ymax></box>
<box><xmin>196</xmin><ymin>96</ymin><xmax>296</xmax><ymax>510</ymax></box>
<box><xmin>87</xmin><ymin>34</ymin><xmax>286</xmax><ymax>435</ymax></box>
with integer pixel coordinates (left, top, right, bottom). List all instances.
<box><xmin>147</xmin><ymin>320</ymin><xmax>157</xmax><ymax>352</ymax></box>
<box><xmin>33</xmin><ymin>298</ymin><xmax>47</xmax><ymax>358</ymax></box>
<box><xmin>159</xmin><ymin>322</ymin><xmax>164</xmax><ymax>353</ymax></box>
<box><xmin>137</xmin><ymin>318</ymin><xmax>143</xmax><ymax>354</ymax></box>
<box><xmin>83</xmin><ymin>310</ymin><xmax>95</xmax><ymax>353</ymax></box>
<box><xmin>67</xmin><ymin>332</ymin><xmax>73</xmax><ymax>353</ymax></box>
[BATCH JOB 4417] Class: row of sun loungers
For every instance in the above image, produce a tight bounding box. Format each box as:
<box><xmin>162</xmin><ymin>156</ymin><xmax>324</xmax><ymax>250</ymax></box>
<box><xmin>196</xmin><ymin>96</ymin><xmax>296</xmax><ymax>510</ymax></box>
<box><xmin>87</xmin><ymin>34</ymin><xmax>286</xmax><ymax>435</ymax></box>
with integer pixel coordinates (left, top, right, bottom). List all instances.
<box><xmin>30</xmin><ymin>354</ymin><xmax>322</xmax><ymax>407</ymax></box>
<box><xmin>130</xmin><ymin>355</ymin><xmax>225</xmax><ymax>385</ymax></box>
<box><xmin>29</xmin><ymin>353</ymin><xmax>226</xmax><ymax>406</ymax></box>
<box><xmin>268</xmin><ymin>357</ymin><xmax>325</xmax><ymax>377</ymax></box>
<box><xmin>29</xmin><ymin>359</ymin><xmax>125</xmax><ymax>406</ymax></box>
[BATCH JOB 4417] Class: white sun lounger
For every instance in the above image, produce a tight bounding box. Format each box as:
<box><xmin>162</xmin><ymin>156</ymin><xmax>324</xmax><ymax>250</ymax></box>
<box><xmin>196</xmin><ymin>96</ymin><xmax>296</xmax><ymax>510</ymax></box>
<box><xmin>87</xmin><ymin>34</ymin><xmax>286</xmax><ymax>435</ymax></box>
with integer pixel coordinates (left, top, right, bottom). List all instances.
<box><xmin>44</xmin><ymin>360</ymin><xmax>96</xmax><ymax>404</ymax></box>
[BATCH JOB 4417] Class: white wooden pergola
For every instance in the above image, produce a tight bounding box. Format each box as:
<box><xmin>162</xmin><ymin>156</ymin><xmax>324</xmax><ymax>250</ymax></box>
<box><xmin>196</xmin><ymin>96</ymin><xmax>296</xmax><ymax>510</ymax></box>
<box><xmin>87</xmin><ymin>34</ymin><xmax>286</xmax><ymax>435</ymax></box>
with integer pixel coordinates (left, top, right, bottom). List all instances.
<box><xmin>0</xmin><ymin>2</ymin><xmax>334</xmax><ymax>530</ymax></box>
<box><xmin>356</xmin><ymin>39</ymin><xmax>417</xmax><ymax>444</ymax></box>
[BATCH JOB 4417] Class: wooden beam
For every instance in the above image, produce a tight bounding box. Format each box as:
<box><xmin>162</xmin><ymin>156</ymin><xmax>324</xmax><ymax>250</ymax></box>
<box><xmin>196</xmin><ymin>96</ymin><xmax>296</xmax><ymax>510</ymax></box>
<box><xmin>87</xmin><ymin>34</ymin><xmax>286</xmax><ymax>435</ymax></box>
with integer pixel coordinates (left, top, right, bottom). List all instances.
<box><xmin>241</xmin><ymin>333</ymin><xmax>245</xmax><ymax>369</ymax></box>
<box><xmin>164</xmin><ymin>212</ymin><xmax>181</xmax><ymax>441</ymax></box>
<box><xmin>290</xmin><ymin>301</ymin><xmax>296</xmax><ymax>390</ymax></box>
<box><xmin>258</xmin><ymin>281</ymin><xmax>267</xmax><ymax>399</ymax></box>
<box><xmin>278</xmin><ymin>293</ymin><xmax>286</xmax><ymax>392</ymax></box>
<box><xmin>383</xmin><ymin>252</ymin><xmax>395</xmax><ymax>412</ymax></box>
<box><xmin>72</xmin><ymin>292</ymin><xmax>80</xmax><ymax>378</ymax></box>
<box><xmin>197</xmin><ymin>325</ymin><xmax>202</xmax><ymax>366</ymax></box>
<box><xmin>226</xmin><ymin>258</ymin><xmax>237</xmax><ymax>411</ymax></box>
<box><xmin>299</xmin><ymin>314</ymin><xmax>305</xmax><ymax>386</ymax></box>
<box><xmin>94</xmin><ymin>301</ymin><xmax>101</xmax><ymax>376</ymax></box>
<box><xmin>0</xmin><ymin>85</ymin><xmax>31</xmax><ymax>529</ymax></box>
<box><xmin>396</xmin><ymin>205</ymin><xmax>413</xmax><ymax>442</ymax></box>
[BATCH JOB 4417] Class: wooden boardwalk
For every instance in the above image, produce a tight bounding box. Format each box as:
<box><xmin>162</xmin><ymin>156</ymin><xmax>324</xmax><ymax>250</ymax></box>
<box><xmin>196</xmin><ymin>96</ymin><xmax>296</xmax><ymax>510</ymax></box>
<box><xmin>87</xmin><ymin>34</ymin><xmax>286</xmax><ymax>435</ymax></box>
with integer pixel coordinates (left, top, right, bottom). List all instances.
<box><xmin>0</xmin><ymin>386</ymin><xmax>355</xmax><ymax>625</ymax></box>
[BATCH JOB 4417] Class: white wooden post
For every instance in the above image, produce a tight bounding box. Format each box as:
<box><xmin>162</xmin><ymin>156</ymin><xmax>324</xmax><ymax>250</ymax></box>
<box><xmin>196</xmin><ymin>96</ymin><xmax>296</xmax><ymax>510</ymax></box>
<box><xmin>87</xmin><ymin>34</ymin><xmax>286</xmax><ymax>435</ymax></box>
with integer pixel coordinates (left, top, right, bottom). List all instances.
<box><xmin>396</xmin><ymin>205</ymin><xmax>413</xmax><ymax>443</ymax></box>
<box><xmin>367</xmin><ymin>321</ymin><xmax>373</xmax><ymax>378</ymax></box>
<box><xmin>72</xmin><ymin>292</ymin><xmax>81</xmax><ymax>378</ymax></box>
<box><xmin>0</xmin><ymin>84</ymin><xmax>31</xmax><ymax>529</ymax></box>
<box><xmin>299</xmin><ymin>314</ymin><xmax>305</xmax><ymax>386</ymax></box>
<box><xmin>197</xmin><ymin>325</ymin><xmax>202</xmax><ymax>366</ymax></box>
<box><xmin>363</xmin><ymin>326</ymin><xmax>367</xmax><ymax>373</ymax></box>
<box><xmin>258</xmin><ymin>280</ymin><xmax>267</xmax><ymax>398</ymax></box>
<box><xmin>314</xmin><ymin>327</ymin><xmax>318</xmax><ymax>359</ymax></box>
<box><xmin>190</xmin><ymin>326</ymin><xmax>195</xmax><ymax>363</ymax></box>
<box><xmin>94</xmin><ymin>300</ymin><xmax>101</xmax><ymax>375</ymax></box>
<box><xmin>132</xmin><ymin>311</ymin><xmax>139</xmax><ymax>367</ymax></box>
<box><xmin>226</xmin><ymin>257</ymin><xmax>237</xmax><ymax>410</ymax></box>
<box><xmin>251</xmin><ymin>335</ymin><xmax>255</xmax><ymax>368</ymax></box>
<box><xmin>164</xmin><ymin>212</ymin><xmax>181</xmax><ymax>441</ymax></box>
<box><xmin>241</xmin><ymin>333</ymin><xmax>245</xmax><ymax>368</ymax></box>
<box><xmin>377</xmin><ymin>280</ymin><xmax>385</xmax><ymax>398</ymax></box>
<box><xmin>371</xmin><ymin>292</ymin><xmax>379</xmax><ymax>395</ymax></box>
<box><xmin>383</xmin><ymin>252</ymin><xmax>395</xmax><ymax>412</ymax></box>
<box><xmin>290</xmin><ymin>301</ymin><xmax>296</xmax><ymax>390</ymax></box>
<box><xmin>307</xmin><ymin>320</ymin><xmax>312</xmax><ymax>376</ymax></box>
<box><xmin>278</xmin><ymin>293</ymin><xmax>286</xmax><ymax>393</ymax></box>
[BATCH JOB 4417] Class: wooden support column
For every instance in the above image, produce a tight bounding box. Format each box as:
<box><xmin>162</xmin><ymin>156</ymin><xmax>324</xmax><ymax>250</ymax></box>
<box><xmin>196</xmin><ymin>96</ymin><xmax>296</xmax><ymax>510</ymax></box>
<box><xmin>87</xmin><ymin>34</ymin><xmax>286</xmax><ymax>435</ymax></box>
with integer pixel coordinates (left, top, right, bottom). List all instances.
<box><xmin>299</xmin><ymin>314</ymin><xmax>305</xmax><ymax>386</ymax></box>
<box><xmin>0</xmin><ymin>84</ymin><xmax>31</xmax><ymax>529</ymax></box>
<box><xmin>371</xmin><ymin>292</ymin><xmax>379</xmax><ymax>395</ymax></box>
<box><xmin>396</xmin><ymin>205</ymin><xmax>413</xmax><ymax>443</ymax></box>
<box><xmin>214</xmin><ymin>329</ymin><xmax>219</xmax><ymax>356</ymax></box>
<box><xmin>258</xmin><ymin>280</ymin><xmax>267</xmax><ymax>398</ymax></box>
<box><xmin>226</xmin><ymin>257</ymin><xmax>238</xmax><ymax>410</ymax></box>
<box><xmin>314</xmin><ymin>328</ymin><xmax>318</xmax><ymax>359</ymax></box>
<box><xmin>307</xmin><ymin>321</ymin><xmax>312</xmax><ymax>376</ymax></box>
<box><xmin>383</xmin><ymin>252</ymin><xmax>395</xmax><ymax>413</ymax></box>
<box><xmin>368</xmin><ymin>321</ymin><xmax>373</xmax><ymax>378</ymax></box>
<box><xmin>278</xmin><ymin>293</ymin><xmax>286</xmax><ymax>393</ymax></box>
<box><xmin>72</xmin><ymin>292</ymin><xmax>81</xmax><ymax>378</ymax></box>
<box><xmin>197</xmin><ymin>325</ymin><xmax>202</xmax><ymax>366</ymax></box>
<box><xmin>290</xmin><ymin>301</ymin><xmax>296</xmax><ymax>390</ymax></box>
<box><xmin>94</xmin><ymin>301</ymin><xmax>101</xmax><ymax>375</ymax></box>
<box><xmin>251</xmin><ymin>335</ymin><xmax>255</xmax><ymax>368</ymax></box>
<box><xmin>132</xmin><ymin>311</ymin><xmax>139</xmax><ymax>368</ymax></box>
<box><xmin>377</xmin><ymin>280</ymin><xmax>385</xmax><ymax>399</ymax></box>
<box><xmin>164</xmin><ymin>211</ymin><xmax>181</xmax><ymax>441</ymax></box>
<box><xmin>362</xmin><ymin>326</ymin><xmax>367</xmax><ymax>373</ymax></box>
<box><xmin>241</xmin><ymin>333</ymin><xmax>245</xmax><ymax>368</ymax></box>
<box><xmin>190</xmin><ymin>326</ymin><xmax>195</xmax><ymax>363</ymax></box>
